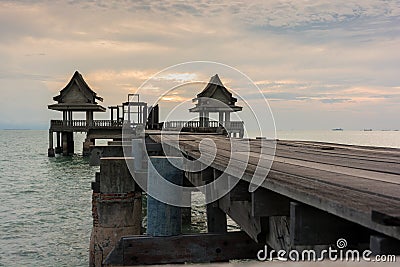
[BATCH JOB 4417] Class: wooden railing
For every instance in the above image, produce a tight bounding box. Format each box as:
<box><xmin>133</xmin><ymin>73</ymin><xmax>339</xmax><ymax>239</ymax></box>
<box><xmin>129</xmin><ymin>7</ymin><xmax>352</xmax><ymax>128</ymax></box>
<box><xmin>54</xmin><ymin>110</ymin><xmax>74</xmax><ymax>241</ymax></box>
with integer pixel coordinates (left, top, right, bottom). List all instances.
<box><xmin>163</xmin><ymin>120</ymin><xmax>244</xmax><ymax>131</ymax></box>
<box><xmin>50</xmin><ymin>120</ymin><xmax>124</xmax><ymax>130</ymax></box>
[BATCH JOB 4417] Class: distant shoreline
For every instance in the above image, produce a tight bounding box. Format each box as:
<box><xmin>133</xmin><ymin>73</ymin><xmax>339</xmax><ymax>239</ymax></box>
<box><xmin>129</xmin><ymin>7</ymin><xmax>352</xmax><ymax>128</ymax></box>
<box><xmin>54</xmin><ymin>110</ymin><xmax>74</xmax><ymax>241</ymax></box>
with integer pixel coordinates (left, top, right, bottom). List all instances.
<box><xmin>1</xmin><ymin>129</ymin><xmax>43</xmax><ymax>131</ymax></box>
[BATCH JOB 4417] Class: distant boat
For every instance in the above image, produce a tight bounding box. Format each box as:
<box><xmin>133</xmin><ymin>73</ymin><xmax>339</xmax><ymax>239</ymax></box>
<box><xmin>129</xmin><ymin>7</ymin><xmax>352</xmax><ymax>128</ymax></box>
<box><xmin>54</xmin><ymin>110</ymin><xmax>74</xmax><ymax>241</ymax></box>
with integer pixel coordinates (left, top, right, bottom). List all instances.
<box><xmin>363</xmin><ymin>129</ymin><xmax>373</xmax><ymax>131</ymax></box>
<box><xmin>332</xmin><ymin>128</ymin><xmax>343</xmax><ymax>131</ymax></box>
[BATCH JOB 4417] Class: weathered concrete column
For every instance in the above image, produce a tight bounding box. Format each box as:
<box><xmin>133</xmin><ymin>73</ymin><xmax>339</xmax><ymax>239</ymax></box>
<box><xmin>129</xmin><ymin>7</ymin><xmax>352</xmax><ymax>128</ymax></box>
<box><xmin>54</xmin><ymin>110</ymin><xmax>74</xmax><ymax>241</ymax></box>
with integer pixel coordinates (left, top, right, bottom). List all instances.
<box><xmin>147</xmin><ymin>156</ymin><xmax>183</xmax><ymax>236</ymax></box>
<box><xmin>132</xmin><ymin>138</ymin><xmax>144</xmax><ymax>171</ymax></box>
<box><xmin>62</xmin><ymin>132</ymin><xmax>74</xmax><ymax>156</ymax></box>
<box><xmin>83</xmin><ymin>138</ymin><xmax>94</xmax><ymax>156</ymax></box>
<box><xmin>55</xmin><ymin>132</ymin><xmax>62</xmax><ymax>154</ymax></box>
<box><xmin>48</xmin><ymin>130</ymin><xmax>55</xmax><ymax>157</ymax></box>
<box><xmin>89</xmin><ymin>157</ymin><xmax>142</xmax><ymax>267</ymax></box>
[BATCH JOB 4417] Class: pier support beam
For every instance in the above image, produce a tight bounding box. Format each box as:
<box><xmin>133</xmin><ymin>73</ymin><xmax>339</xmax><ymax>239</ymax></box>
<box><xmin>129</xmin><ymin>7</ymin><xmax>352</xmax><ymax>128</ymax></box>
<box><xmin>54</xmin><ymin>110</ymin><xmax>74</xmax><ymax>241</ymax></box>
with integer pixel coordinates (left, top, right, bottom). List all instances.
<box><xmin>251</xmin><ymin>188</ymin><xmax>290</xmax><ymax>217</ymax></box>
<box><xmin>104</xmin><ymin>231</ymin><xmax>264</xmax><ymax>266</ymax></box>
<box><xmin>89</xmin><ymin>157</ymin><xmax>141</xmax><ymax>267</ymax></box>
<box><xmin>289</xmin><ymin>202</ymin><xmax>363</xmax><ymax>248</ymax></box>
<box><xmin>181</xmin><ymin>177</ymin><xmax>192</xmax><ymax>226</ymax></box>
<box><xmin>370</xmin><ymin>235</ymin><xmax>400</xmax><ymax>255</ymax></box>
<box><xmin>147</xmin><ymin>156</ymin><xmax>183</xmax><ymax>236</ymax></box>
<box><xmin>206</xmin><ymin>169</ymin><xmax>227</xmax><ymax>233</ymax></box>
<box><xmin>206</xmin><ymin>200</ymin><xmax>227</xmax><ymax>233</ymax></box>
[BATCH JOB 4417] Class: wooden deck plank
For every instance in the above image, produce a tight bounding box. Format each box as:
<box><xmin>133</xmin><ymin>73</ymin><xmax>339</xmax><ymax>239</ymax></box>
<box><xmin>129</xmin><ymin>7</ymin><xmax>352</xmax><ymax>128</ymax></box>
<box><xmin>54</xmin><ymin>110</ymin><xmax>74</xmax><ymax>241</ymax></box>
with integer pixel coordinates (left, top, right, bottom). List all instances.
<box><xmin>279</xmin><ymin>140</ymin><xmax>400</xmax><ymax>158</ymax></box>
<box><xmin>191</xmin><ymin>135</ymin><xmax>400</xmax><ymax>171</ymax></box>
<box><xmin>191</xmin><ymin>147</ymin><xmax>400</xmax><ymax>202</ymax></box>
<box><xmin>169</xmin><ymin>139</ymin><xmax>400</xmax><ymax>207</ymax></box>
<box><xmin>176</xmin><ymin>135</ymin><xmax>400</xmax><ymax>182</ymax></box>
<box><xmin>277</xmin><ymin>142</ymin><xmax>400</xmax><ymax>162</ymax></box>
<box><xmin>187</xmin><ymin>135</ymin><xmax>400</xmax><ymax>162</ymax></box>
<box><xmin>166</xmin><ymin>136</ymin><xmax>400</xmax><ymax>195</ymax></box>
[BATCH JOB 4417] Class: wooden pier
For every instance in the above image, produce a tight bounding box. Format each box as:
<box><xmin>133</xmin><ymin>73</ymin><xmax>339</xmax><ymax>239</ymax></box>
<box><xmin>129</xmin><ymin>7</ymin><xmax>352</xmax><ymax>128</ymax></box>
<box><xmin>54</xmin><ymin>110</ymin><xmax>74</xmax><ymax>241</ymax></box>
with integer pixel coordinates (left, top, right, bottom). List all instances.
<box><xmin>150</xmin><ymin>134</ymin><xmax>400</xmax><ymax>239</ymax></box>
<box><xmin>46</xmin><ymin>72</ymin><xmax>400</xmax><ymax>265</ymax></box>
<box><xmin>98</xmin><ymin>132</ymin><xmax>400</xmax><ymax>266</ymax></box>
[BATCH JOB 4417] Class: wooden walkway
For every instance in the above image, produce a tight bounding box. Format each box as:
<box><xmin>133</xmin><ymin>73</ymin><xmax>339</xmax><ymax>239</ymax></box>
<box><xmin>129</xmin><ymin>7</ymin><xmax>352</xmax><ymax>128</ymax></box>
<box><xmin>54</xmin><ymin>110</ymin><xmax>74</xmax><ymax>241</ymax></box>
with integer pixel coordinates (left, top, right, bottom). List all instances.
<box><xmin>148</xmin><ymin>133</ymin><xmax>400</xmax><ymax>241</ymax></box>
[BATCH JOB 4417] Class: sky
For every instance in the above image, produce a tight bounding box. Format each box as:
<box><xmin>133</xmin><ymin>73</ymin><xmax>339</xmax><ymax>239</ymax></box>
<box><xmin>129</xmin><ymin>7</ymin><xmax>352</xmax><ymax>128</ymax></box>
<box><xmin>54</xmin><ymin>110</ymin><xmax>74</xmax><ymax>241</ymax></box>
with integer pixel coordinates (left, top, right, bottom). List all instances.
<box><xmin>0</xmin><ymin>0</ymin><xmax>399</xmax><ymax>131</ymax></box>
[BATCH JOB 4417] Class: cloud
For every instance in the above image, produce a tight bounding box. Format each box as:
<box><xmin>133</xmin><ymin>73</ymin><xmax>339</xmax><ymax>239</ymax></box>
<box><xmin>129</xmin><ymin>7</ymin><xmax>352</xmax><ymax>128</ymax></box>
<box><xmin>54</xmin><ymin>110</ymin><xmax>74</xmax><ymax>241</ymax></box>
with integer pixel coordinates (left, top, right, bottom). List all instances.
<box><xmin>319</xmin><ymin>98</ymin><xmax>351</xmax><ymax>104</ymax></box>
<box><xmin>0</xmin><ymin>71</ymin><xmax>50</xmax><ymax>81</ymax></box>
<box><xmin>0</xmin><ymin>0</ymin><xmax>399</xmax><ymax>130</ymax></box>
<box><xmin>156</xmin><ymin>73</ymin><xmax>198</xmax><ymax>83</ymax></box>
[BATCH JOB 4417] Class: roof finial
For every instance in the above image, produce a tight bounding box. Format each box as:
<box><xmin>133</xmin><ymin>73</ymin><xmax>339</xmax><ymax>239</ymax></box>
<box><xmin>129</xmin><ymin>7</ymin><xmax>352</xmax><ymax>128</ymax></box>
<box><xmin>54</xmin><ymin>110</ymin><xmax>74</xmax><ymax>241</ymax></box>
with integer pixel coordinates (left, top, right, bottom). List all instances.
<box><xmin>209</xmin><ymin>74</ymin><xmax>223</xmax><ymax>86</ymax></box>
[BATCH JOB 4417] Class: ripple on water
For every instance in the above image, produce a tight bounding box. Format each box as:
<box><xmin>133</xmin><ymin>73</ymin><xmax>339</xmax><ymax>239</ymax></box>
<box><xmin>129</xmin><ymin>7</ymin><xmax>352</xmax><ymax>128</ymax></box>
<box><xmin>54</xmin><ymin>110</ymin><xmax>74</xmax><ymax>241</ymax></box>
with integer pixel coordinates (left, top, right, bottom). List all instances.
<box><xmin>0</xmin><ymin>131</ymin><xmax>97</xmax><ymax>267</ymax></box>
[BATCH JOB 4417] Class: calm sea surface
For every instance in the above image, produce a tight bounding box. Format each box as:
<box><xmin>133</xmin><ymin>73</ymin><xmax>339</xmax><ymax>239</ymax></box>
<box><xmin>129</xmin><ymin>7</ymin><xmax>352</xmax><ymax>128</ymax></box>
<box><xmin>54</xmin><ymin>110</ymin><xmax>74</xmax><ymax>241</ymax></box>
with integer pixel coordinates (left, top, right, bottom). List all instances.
<box><xmin>0</xmin><ymin>129</ymin><xmax>399</xmax><ymax>266</ymax></box>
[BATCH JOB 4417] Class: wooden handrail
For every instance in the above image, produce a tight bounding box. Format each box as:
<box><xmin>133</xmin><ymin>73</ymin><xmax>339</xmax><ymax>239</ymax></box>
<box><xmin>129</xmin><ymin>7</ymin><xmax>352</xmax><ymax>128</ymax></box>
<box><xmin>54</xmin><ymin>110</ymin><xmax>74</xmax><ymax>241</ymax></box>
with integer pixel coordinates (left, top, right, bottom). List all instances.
<box><xmin>163</xmin><ymin>120</ymin><xmax>244</xmax><ymax>130</ymax></box>
<box><xmin>50</xmin><ymin>120</ymin><xmax>124</xmax><ymax>129</ymax></box>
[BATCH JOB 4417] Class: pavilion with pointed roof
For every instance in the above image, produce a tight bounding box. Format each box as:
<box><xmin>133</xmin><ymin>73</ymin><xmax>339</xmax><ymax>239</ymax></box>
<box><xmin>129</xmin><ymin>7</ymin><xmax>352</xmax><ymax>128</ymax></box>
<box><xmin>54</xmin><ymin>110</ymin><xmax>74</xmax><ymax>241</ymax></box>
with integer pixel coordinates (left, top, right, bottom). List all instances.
<box><xmin>48</xmin><ymin>70</ymin><xmax>106</xmax><ymax>113</ymax></box>
<box><xmin>190</xmin><ymin>74</ymin><xmax>242</xmax><ymax>129</ymax></box>
<box><xmin>47</xmin><ymin>71</ymin><xmax>107</xmax><ymax>157</ymax></box>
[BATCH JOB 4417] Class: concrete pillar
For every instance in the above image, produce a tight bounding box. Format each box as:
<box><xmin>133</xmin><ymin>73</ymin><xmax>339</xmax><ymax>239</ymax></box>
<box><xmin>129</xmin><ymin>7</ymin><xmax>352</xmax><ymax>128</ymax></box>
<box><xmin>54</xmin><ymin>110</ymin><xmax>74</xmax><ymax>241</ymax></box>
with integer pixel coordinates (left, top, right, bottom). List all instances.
<box><xmin>48</xmin><ymin>130</ymin><xmax>55</xmax><ymax>157</ymax></box>
<box><xmin>132</xmin><ymin>138</ymin><xmax>144</xmax><ymax>171</ymax></box>
<box><xmin>83</xmin><ymin>137</ymin><xmax>94</xmax><ymax>156</ymax></box>
<box><xmin>89</xmin><ymin>157</ymin><xmax>141</xmax><ymax>267</ymax></box>
<box><xmin>62</xmin><ymin>134</ymin><xmax>67</xmax><ymax>154</ymax></box>
<box><xmin>147</xmin><ymin>156</ymin><xmax>183</xmax><ymax>236</ymax></box>
<box><xmin>55</xmin><ymin>132</ymin><xmax>62</xmax><ymax>154</ymax></box>
<box><xmin>62</xmin><ymin>132</ymin><xmax>74</xmax><ymax>156</ymax></box>
<box><xmin>68</xmin><ymin>132</ymin><xmax>74</xmax><ymax>155</ymax></box>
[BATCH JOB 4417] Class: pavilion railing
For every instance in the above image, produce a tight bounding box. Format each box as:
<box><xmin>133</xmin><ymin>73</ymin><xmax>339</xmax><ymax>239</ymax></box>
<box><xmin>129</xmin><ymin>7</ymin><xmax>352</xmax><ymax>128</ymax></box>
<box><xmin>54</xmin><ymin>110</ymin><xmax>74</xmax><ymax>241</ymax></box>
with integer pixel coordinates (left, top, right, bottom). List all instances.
<box><xmin>50</xmin><ymin>120</ymin><xmax>124</xmax><ymax>130</ymax></box>
<box><xmin>163</xmin><ymin>120</ymin><xmax>244</xmax><ymax>131</ymax></box>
